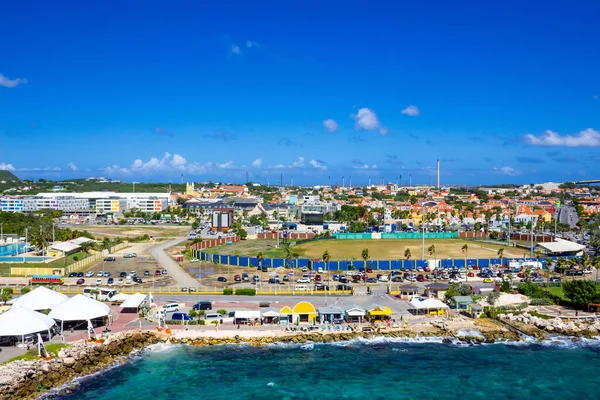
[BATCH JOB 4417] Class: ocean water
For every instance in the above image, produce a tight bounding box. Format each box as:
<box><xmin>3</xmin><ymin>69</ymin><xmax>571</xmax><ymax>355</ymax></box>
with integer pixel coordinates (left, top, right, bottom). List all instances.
<box><xmin>55</xmin><ymin>338</ymin><xmax>600</xmax><ymax>400</ymax></box>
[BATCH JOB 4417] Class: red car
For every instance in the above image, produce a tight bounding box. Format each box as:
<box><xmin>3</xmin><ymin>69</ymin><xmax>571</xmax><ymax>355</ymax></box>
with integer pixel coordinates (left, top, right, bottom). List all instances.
<box><xmin>234</xmin><ymin>275</ymin><xmax>241</xmax><ymax>282</ymax></box>
<box><xmin>315</xmin><ymin>274</ymin><xmax>322</xmax><ymax>282</ymax></box>
<box><xmin>416</xmin><ymin>274</ymin><xmax>425</xmax><ymax>282</ymax></box>
<box><xmin>155</xmin><ymin>270</ymin><xmax>162</xmax><ymax>276</ymax></box>
<box><xmin>366</xmin><ymin>268</ymin><xmax>373</xmax><ymax>273</ymax></box>
<box><xmin>517</xmin><ymin>272</ymin><xmax>525</xmax><ymax>278</ymax></box>
<box><xmin>467</xmin><ymin>272</ymin><xmax>475</xmax><ymax>277</ymax></box>
<box><xmin>76</xmin><ymin>278</ymin><xmax>85</xmax><ymax>285</ymax></box>
<box><xmin>423</xmin><ymin>266</ymin><xmax>431</xmax><ymax>272</ymax></box>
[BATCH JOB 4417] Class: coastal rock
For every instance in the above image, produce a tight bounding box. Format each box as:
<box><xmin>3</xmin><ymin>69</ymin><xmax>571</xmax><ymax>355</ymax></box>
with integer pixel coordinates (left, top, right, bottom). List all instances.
<box><xmin>63</xmin><ymin>357</ymin><xmax>75</xmax><ymax>367</ymax></box>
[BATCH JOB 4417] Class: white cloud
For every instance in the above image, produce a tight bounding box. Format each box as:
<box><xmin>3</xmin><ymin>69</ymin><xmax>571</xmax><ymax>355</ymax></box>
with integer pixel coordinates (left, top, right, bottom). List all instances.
<box><xmin>352</xmin><ymin>107</ymin><xmax>387</xmax><ymax>134</ymax></box>
<box><xmin>68</xmin><ymin>162</ymin><xmax>78</xmax><ymax>171</ymax></box>
<box><xmin>493</xmin><ymin>166</ymin><xmax>520</xmax><ymax>176</ymax></box>
<box><xmin>231</xmin><ymin>45</ymin><xmax>241</xmax><ymax>54</ymax></box>
<box><xmin>217</xmin><ymin>160</ymin><xmax>234</xmax><ymax>169</ymax></box>
<box><xmin>309</xmin><ymin>160</ymin><xmax>327</xmax><ymax>170</ymax></box>
<box><xmin>246</xmin><ymin>40</ymin><xmax>260</xmax><ymax>48</ymax></box>
<box><xmin>523</xmin><ymin>128</ymin><xmax>600</xmax><ymax>147</ymax></box>
<box><xmin>17</xmin><ymin>167</ymin><xmax>61</xmax><ymax>171</ymax></box>
<box><xmin>0</xmin><ymin>163</ymin><xmax>16</xmax><ymax>171</ymax></box>
<box><xmin>101</xmin><ymin>165</ymin><xmax>131</xmax><ymax>175</ymax></box>
<box><xmin>401</xmin><ymin>105</ymin><xmax>420</xmax><ymax>116</ymax></box>
<box><xmin>251</xmin><ymin>159</ymin><xmax>262</xmax><ymax>168</ymax></box>
<box><xmin>291</xmin><ymin>157</ymin><xmax>305</xmax><ymax>168</ymax></box>
<box><xmin>323</xmin><ymin>119</ymin><xmax>338</xmax><ymax>133</ymax></box>
<box><xmin>594</xmin><ymin>95</ymin><xmax>598</xmax><ymax>100</ymax></box>
<box><xmin>272</xmin><ymin>164</ymin><xmax>286</xmax><ymax>169</ymax></box>
<box><xmin>353</xmin><ymin>164</ymin><xmax>378</xmax><ymax>169</ymax></box>
<box><xmin>0</xmin><ymin>74</ymin><xmax>28</xmax><ymax>88</ymax></box>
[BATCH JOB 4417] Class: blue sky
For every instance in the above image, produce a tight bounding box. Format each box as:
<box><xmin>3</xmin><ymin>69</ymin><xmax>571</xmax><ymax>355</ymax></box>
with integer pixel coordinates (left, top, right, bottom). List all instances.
<box><xmin>1</xmin><ymin>1</ymin><xmax>599</xmax><ymax>185</ymax></box>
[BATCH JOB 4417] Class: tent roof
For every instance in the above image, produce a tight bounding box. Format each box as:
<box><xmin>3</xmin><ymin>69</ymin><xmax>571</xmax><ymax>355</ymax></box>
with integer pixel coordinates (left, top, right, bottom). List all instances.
<box><xmin>68</xmin><ymin>237</ymin><xmax>95</xmax><ymax>245</ymax></box>
<box><xmin>425</xmin><ymin>283</ymin><xmax>450</xmax><ymax>290</ymax></box>
<box><xmin>344</xmin><ymin>305</ymin><xmax>366</xmax><ymax>316</ymax></box>
<box><xmin>0</xmin><ymin>306</ymin><xmax>56</xmax><ymax>336</ymax></box>
<box><xmin>120</xmin><ymin>293</ymin><xmax>146</xmax><ymax>309</ymax></box>
<box><xmin>409</xmin><ymin>297</ymin><xmax>449</xmax><ymax>309</ymax></box>
<box><xmin>109</xmin><ymin>293</ymin><xmax>130</xmax><ymax>302</ymax></box>
<box><xmin>11</xmin><ymin>287</ymin><xmax>68</xmax><ymax>311</ymax></box>
<box><xmin>261</xmin><ymin>308</ymin><xmax>280</xmax><ymax>317</ymax></box>
<box><xmin>49</xmin><ymin>242</ymin><xmax>80</xmax><ymax>253</ymax></box>
<box><xmin>367</xmin><ymin>305</ymin><xmax>393</xmax><ymax>316</ymax></box>
<box><xmin>538</xmin><ymin>239</ymin><xmax>585</xmax><ymax>253</ymax></box>
<box><xmin>49</xmin><ymin>294</ymin><xmax>111</xmax><ymax>321</ymax></box>
<box><xmin>234</xmin><ymin>310</ymin><xmax>261</xmax><ymax>319</ymax></box>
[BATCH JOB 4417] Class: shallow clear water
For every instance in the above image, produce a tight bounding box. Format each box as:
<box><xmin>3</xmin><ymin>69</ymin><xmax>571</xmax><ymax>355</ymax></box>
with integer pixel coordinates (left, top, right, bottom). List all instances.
<box><xmin>0</xmin><ymin>243</ymin><xmax>25</xmax><ymax>256</ymax></box>
<box><xmin>55</xmin><ymin>339</ymin><xmax>600</xmax><ymax>400</ymax></box>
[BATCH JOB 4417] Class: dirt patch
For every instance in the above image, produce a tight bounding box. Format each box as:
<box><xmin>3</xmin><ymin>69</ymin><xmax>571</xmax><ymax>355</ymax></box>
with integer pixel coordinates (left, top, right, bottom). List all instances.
<box><xmin>79</xmin><ymin>224</ymin><xmax>190</xmax><ymax>239</ymax></box>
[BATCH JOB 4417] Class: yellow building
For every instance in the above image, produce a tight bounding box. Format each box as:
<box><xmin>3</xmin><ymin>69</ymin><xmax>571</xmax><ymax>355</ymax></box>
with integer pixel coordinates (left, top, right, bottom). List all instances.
<box><xmin>367</xmin><ymin>304</ymin><xmax>393</xmax><ymax>321</ymax></box>
<box><xmin>291</xmin><ymin>302</ymin><xmax>317</xmax><ymax>324</ymax></box>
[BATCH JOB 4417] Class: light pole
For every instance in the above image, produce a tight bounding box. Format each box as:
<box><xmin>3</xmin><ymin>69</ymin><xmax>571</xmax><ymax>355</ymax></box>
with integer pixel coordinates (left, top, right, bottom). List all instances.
<box><xmin>0</xmin><ymin>222</ymin><xmax>3</xmax><ymax>244</ymax></box>
<box><xmin>24</xmin><ymin>227</ymin><xmax>28</xmax><ymax>262</ymax></box>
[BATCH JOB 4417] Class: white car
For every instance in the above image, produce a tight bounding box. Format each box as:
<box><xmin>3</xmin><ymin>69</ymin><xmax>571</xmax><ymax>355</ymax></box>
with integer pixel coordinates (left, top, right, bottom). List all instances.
<box><xmin>378</xmin><ymin>275</ymin><xmax>389</xmax><ymax>282</ymax></box>
<box><xmin>86</xmin><ymin>271</ymin><xmax>94</xmax><ymax>277</ymax></box>
<box><xmin>583</xmin><ymin>269</ymin><xmax>592</xmax><ymax>274</ymax></box>
<box><xmin>296</xmin><ymin>277</ymin><xmax>311</xmax><ymax>283</ymax></box>
<box><xmin>95</xmin><ymin>279</ymin><xmax>102</xmax><ymax>285</ymax></box>
<box><xmin>190</xmin><ymin>258</ymin><xmax>199</xmax><ymax>263</ymax></box>
<box><xmin>162</xmin><ymin>269</ymin><xmax>168</xmax><ymax>275</ymax></box>
<box><xmin>449</xmin><ymin>277</ymin><xmax>463</xmax><ymax>284</ymax></box>
<box><xmin>96</xmin><ymin>272</ymin><xmax>103</xmax><ymax>277</ymax></box>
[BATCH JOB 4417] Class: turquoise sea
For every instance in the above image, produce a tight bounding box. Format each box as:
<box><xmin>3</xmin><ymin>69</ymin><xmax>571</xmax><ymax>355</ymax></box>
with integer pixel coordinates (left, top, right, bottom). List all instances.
<box><xmin>54</xmin><ymin>338</ymin><xmax>600</xmax><ymax>400</ymax></box>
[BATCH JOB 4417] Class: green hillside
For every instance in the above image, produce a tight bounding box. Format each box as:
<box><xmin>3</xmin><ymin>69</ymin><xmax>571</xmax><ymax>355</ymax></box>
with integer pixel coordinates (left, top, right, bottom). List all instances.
<box><xmin>0</xmin><ymin>170</ymin><xmax>20</xmax><ymax>182</ymax></box>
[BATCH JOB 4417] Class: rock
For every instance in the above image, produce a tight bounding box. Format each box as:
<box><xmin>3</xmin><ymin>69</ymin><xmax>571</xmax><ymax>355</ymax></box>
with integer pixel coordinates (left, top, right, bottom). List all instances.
<box><xmin>63</xmin><ymin>358</ymin><xmax>75</xmax><ymax>367</ymax></box>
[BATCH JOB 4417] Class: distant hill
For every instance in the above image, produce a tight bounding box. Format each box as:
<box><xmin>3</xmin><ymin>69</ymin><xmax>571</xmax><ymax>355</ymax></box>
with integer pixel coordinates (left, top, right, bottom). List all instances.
<box><xmin>0</xmin><ymin>170</ymin><xmax>20</xmax><ymax>183</ymax></box>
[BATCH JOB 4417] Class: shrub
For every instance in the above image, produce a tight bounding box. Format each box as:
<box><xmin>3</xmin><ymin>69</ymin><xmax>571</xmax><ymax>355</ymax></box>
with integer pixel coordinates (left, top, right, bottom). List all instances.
<box><xmin>198</xmin><ymin>320</ymin><xmax>205</xmax><ymax>325</ymax></box>
<box><xmin>487</xmin><ymin>291</ymin><xmax>501</xmax><ymax>306</ymax></box>
<box><xmin>518</xmin><ymin>302</ymin><xmax>528</xmax><ymax>310</ymax></box>
<box><xmin>517</xmin><ymin>282</ymin><xmax>545</xmax><ymax>298</ymax></box>
<box><xmin>500</xmin><ymin>280</ymin><xmax>511</xmax><ymax>293</ymax></box>
<box><xmin>259</xmin><ymin>302</ymin><xmax>271</xmax><ymax>307</ymax></box>
<box><xmin>189</xmin><ymin>309</ymin><xmax>198</xmax><ymax>318</ymax></box>
<box><xmin>562</xmin><ymin>280</ymin><xmax>597</xmax><ymax>308</ymax></box>
<box><xmin>223</xmin><ymin>288</ymin><xmax>234</xmax><ymax>295</ymax></box>
<box><xmin>529</xmin><ymin>298</ymin><xmax>553</xmax><ymax>306</ymax></box>
<box><xmin>216</xmin><ymin>309</ymin><xmax>228</xmax><ymax>315</ymax></box>
<box><xmin>20</xmin><ymin>287</ymin><xmax>31</xmax><ymax>295</ymax></box>
<box><xmin>235</xmin><ymin>288</ymin><xmax>256</xmax><ymax>296</ymax></box>
<box><xmin>72</xmin><ymin>256</ymin><xmax>79</xmax><ymax>261</ymax></box>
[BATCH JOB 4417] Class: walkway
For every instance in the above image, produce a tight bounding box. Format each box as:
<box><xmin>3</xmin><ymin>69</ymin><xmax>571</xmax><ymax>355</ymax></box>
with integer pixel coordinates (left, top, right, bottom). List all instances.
<box><xmin>149</xmin><ymin>239</ymin><xmax>199</xmax><ymax>288</ymax></box>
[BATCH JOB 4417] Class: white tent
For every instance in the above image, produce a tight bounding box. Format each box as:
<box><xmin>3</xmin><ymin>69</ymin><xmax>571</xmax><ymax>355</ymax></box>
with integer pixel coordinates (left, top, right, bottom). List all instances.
<box><xmin>109</xmin><ymin>293</ymin><xmax>131</xmax><ymax>302</ymax></box>
<box><xmin>11</xmin><ymin>286</ymin><xmax>68</xmax><ymax>311</ymax></box>
<box><xmin>409</xmin><ymin>297</ymin><xmax>449</xmax><ymax>314</ymax></box>
<box><xmin>120</xmin><ymin>293</ymin><xmax>146</xmax><ymax>309</ymax></box>
<box><xmin>0</xmin><ymin>306</ymin><xmax>56</xmax><ymax>339</ymax></box>
<box><xmin>234</xmin><ymin>310</ymin><xmax>261</xmax><ymax>324</ymax></box>
<box><xmin>261</xmin><ymin>309</ymin><xmax>281</xmax><ymax>318</ymax></box>
<box><xmin>49</xmin><ymin>294</ymin><xmax>110</xmax><ymax>322</ymax></box>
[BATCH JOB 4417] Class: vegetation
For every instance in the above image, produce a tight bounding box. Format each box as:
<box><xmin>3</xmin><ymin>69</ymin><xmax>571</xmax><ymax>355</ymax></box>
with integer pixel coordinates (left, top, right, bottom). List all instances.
<box><xmin>562</xmin><ymin>280</ymin><xmax>598</xmax><ymax>308</ymax></box>
<box><xmin>1</xmin><ymin>287</ymin><xmax>13</xmax><ymax>304</ymax></box>
<box><xmin>235</xmin><ymin>288</ymin><xmax>256</xmax><ymax>296</ymax></box>
<box><xmin>216</xmin><ymin>309</ymin><xmax>228</xmax><ymax>315</ymax></box>
<box><xmin>222</xmin><ymin>288</ymin><xmax>234</xmax><ymax>295</ymax></box>
<box><xmin>6</xmin><ymin>343</ymin><xmax>69</xmax><ymax>364</ymax></box>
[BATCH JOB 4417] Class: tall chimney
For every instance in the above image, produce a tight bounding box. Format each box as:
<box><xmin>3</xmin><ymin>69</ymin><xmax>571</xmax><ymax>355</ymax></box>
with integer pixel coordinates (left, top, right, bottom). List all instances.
<box><xmin>437</xmin><ymin>159</ymin><xmax>440</xmax><ymax>191</ymax></box>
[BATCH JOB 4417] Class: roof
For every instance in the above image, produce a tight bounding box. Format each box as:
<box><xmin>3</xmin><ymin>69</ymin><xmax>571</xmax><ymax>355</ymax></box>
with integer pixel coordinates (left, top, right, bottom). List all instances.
<box><xmin>425</xmin><ymin>283</ymin><xmax>450</xmax><ymax>290</ymax></box>
<box><xmin>538</xmin><ymin>239</ymin><xmax>586</xmax><ymax>253</ymax></box>
<box><xmin>344</xmin><ymin>305</ymin><xmax>366</xmax><ymax>316</ymax></box>
<box><xmin>120</xmin><ymin>293</ymin><xmax>146</xmax><ymax>309</ymax></box>
<box><xmin>317</xmin><ymin>306</ymin><xmax>343</xmax><ymax>314</ymax></box>
<box><xmin>69</xmin><ymin>237</ymin><xmax>95</xmax><ymax>245</ymax></box>
<box><xmin>234</xmin><ymin>310</ymin><xmax>261</xmax><ymax>319</ymax></box>
<box><xmin>399</xmin><ymin>285</ymin><xmax>421</xmax><ymax>291</ymax></box>
<box><xmin>453</xmin><ymin>296</ymin><xmax>474</xmax><ymax>304</ymax></box>
<box><xmin>49</xmin><ymin>242</ymin><xmax>81</xmax><ymax>253</ymax></box>
<box><xmin>11</xmin><ymin>287</ymin><xmax>67</xmax><ymax>311</ymax></box>
<box><xmin>0</xmin><ymin>306</ymin><xmax>56</xmax><ymax>336</ymax></box>
<box><xmin>367</xmin><ymin>305</ymin><xmax>393</xmax><ymax>316</ymax></box>
<box><xmin>49</xmin><ymin>294</ymin><xmax>111</xmax><ymax>321</ymax></box>
<box><xmin>261</xmin><ymin>308</ymin><xmax>280</xmax><ymax>317</ymax></box>
<box><xmin>409</xmin><ymin>297</ymin><xmax>449</xmax><ymax>309</ymax></box>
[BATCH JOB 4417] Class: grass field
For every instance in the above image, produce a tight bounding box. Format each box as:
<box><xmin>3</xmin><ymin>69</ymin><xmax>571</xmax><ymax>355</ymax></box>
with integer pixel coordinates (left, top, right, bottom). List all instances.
<box><xmin>203</xmin><ymin>238</ymin><xmax>525</xmax><ymax>260</ymax></box>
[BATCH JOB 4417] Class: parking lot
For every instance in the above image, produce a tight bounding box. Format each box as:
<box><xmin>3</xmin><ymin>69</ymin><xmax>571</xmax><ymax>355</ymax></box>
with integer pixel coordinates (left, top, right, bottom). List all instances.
<box><xmin>63</xmin><ymin>252</ymin><xmax>174</xmax><ymax>288</ymax></box>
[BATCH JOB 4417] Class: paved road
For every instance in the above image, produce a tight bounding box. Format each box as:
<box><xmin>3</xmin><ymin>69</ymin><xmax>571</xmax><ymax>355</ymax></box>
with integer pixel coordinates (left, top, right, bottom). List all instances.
<box><xmin>558</xmin><ymin>206</ymin><xmax>579</xmax><ymax>228</ymax></box>
<box><xmin>149</xmin><ymin>239</ymin><xmax>199</xmax><ymax>288</ymax></box>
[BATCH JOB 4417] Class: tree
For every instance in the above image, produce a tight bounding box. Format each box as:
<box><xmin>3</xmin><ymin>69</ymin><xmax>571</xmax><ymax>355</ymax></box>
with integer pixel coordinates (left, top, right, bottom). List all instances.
<box><xmin>256</xmin><ymin>252</ymin><xmax>264</xmax><ymax>268</ymax></box>
<box><xmin>593</xmin><ymin>257</ymin><xmax>600</xmax><ymax>283</ymax></box>
<box><xmin>361</xmin><ymin>248</ymin><xmax>370</xmax><ymax>269</ymax></box>
<box><xmin>1</xmin><ymin>288</ymin><xmax>13</xmax><ymax>304</ymax></box>
<box><xmin>80</xmin><ymin>241</ymin><xmax>94</xmax><ymax>253</ymax></box>
<box><xmin>322</xmin><ymin>250</ymin><xmax>331</xmax><ymax>264</ymax></box>
<box><xmin>238</xmin><ymin>227</ymin><xmax>248</xmax><ymax>240</ymax></box>
<box><xmin>461</xmin><ymin>244</ymin><xmax>469</xmax><ymax>280</ymax></box>
<box><xmin>428</xmin><ymin>244</ymin><xmax>436</xmax><ymax>267</ymax></box>
<box><xmin>497</xmin><ymin>247</ymin><xmax>505</xmax><ymax>262</ymax></box>
<box><xmin>20</xmin><ymin>287</ymin><xmax>31</xmax><ymax>295</ymax></box>
<box><xmin>404</xmin><ymin>248</ymin><xmax>411</xmax><ymax>260</ymax></box>
<box><xmin>562</xmin><ymin>280</ymin><xmax>597</xmax><ymax>308</ymax></box>
<box><xmin>101</xmin><ymin>237</ymin><xmax>112</xmax><ymax>253</ymax></box>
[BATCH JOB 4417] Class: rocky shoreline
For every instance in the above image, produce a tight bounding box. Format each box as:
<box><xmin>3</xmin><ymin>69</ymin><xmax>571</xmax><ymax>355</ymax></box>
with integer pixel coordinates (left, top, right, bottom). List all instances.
<box><xmin>0</xmin><ymin>325</ymin><xmax>573</xmax><ymax>400</ymax></box>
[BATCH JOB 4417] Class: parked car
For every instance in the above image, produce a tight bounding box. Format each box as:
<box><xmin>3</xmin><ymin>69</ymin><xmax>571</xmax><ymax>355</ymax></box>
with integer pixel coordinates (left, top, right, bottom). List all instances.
<box><xmin>193</xmin><ymin>301</ymin><xmax>212</xmax><ymax>311</ymax></box>
<box><xmin>379</xmin><ymin>275</ymin><xmax>389</xmax><ymax>282</ymax></box>
<box><xmin>391</xmin><ymin>276</ymin><xmax>403</xmax><ymax>282</ymax></box>
<box><xmin>449</xmin><ymin>277</ymin><xmax>462</xmax><ymax>284</ymax></box>
<box><xmin>366</xmin><ymin>277</ymin><xmax>377</xmax><ymax>283</ymax></box>
<box><xmin>180</xmin><ymin>287</ymin><xmax>188</xmax><ymax>292</ymax></box>
<box><xmin>366</xmin><ymin>268</ymin><xmax>373</xmax><ymax>273</ymax></box>
<box><xmin>103</xmin><ymin>271</ymin><xmax>111</xmax><ymax>277</ymax></box>
<box><xmin>104</xmin><ymin>256</ymin><xmax>116</xmax><ymax>261</ymax></box>
<box><xmin>217</xmin><ymin>276</ymin><xmax>227</xmax><ymax>282</ymax></box>
<box><xmin>107</xmin><ymin>277</ymin><xmax>114</xmax><ymax>284</ymax></box>
<box><xmin>268</xmin><ymin>278</ymin><xmax>280</xmax><ymax>284</ymax></box>
<box><xmin>171</xmin><ymin>312</ymin><xmax>192</xmax><ymax>321</ymax></box>
<box><xmin>315</xmin><ymin>274</ymin><xmax>322</xmax><ymax>282</ymax></box>
<box><xmin>86</xmin><ymin>271</ymin><xmax>94</xmax><ymax>277</ymax></box>
<box><xmin>416</xmin><ymin>275</ymin><xmax>425</xmax><ymax>282</ymax></box>
<box><xmin>133</xmin><ymin>276</ymin><xmax>143</xmax><ymax>283</ymax></box>
<box><xmin>234</xmin><ymin>275</ymin><xmax>241</xmax><ymax>282</ymax></box>
<box><xmin>155</xmin><ymin>270</ymin><xmax>162</xmax><ymax>276</ymax></box>
<box><xmin>161</xmin><ymin>269</ymin><xmax>168</xmax><ymax>275</ymax></box>
<box><xmin>77</xmin><ymin>272</ymin><xmax>84</xmax><ymax>277</ymax></box>
<box><xmin>242</xmin><ymin>273</ymin><xmax>249</xmax><ymax>281</ymax></box>
<box><xmin>483</xmin><ymin>278</ymin><xmax>494</xmax><ymax>283</ymax></box>
<box><xmin>76</xmin><ymin>278</ymin><xmax>85</xmax><ymax>285</ymax></box>
<box><xmin>95</xmin><ymin>278</ymin><xmax>102</xmax><ymax>285</ymax></box>
<box><xmin>68</xmin><ymin>272</ymin><xmax>77</xmax><ymax>277</ymax></box>
<box><xmin>550</xmin><ymin>277</ymin><xmax>562</xmax><ymax>283</ymax></box>
<box><xmin>119</xmin><ymin>271</ymin><xmax>127</xmax><ymax>277</ymax></box>
<box><xmin>123</xmin><ymin>253</ymin><xmax>137</xmax><ymax>258</ymax></box>
<box><xmin>339</xmin><ymin>276</ymin><xmax>348</xmax><ymax>284</ymax></box>
<box><xmin>189</xmin><ymin>287</ymin><xmax>197</xmax><ymax>293</ymax></box>
<box><xmin>425</xmin><ymin>274</ymin><xmax>435</xmax><ymax>280</ymax></box>
<box><xmin>253</xmin><ymin>275</ymin><xmax>260</xmax><ymax>282</ymax></box>
<box><xmin>297</xmin><ymin>277</ymin><xmax>311</xmax><ymax>283</ymax></box>
<box><xmin>189</xmin><ymin>258</ymin><xmax>199</xmax><ymax>263</ymax></box>
<box><xmin>531</xmin><ymin>276</ymin><xmax>544</xmax><ymax>282</ymax></box>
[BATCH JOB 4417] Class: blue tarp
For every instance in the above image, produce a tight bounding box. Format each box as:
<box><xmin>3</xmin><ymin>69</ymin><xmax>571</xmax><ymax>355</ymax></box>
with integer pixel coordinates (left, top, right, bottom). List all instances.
<box><xmin>229</xmin><ymin>256</ymin><xmax>239</xmax><ymax>267</ymax></box>
<box><xmin>478</xmin><ymin>259</ymin><xmax>489</xmax><ymax>267</ymax></box>
<box><xmin>379</xmin><ymin>260</ymin><xmax>390</xmax><ymax>270</ymax></box>
<box><xmin>239</xmin><ymin>256</ymin><xmax>249</xmax><ymax>267</ymax></box>
<box><xmin>273</xmin><ymin>258</ymin><xmax>284</xmax><ymax>268</ymax></box>
<box><xmin>219</xmin><ymin>255</ymin><xmax>228</xmax><ymax>265</ymax></box>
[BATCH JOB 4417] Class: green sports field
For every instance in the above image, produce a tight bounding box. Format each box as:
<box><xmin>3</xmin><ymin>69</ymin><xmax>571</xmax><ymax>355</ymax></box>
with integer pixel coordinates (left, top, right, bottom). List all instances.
<box><xmin>204</xmin><ymin>238</ymin><xmax>526</xmax><ymax>260</ymax></box>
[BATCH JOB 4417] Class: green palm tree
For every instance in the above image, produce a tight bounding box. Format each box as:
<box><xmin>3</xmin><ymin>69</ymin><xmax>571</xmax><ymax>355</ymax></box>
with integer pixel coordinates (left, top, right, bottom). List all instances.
<box><xmin>322</xmin><ymin>250</ymin><xmax>331</xmax><ymax>264</ymax></box>
<box><xmin>593</xmin><ymin>256</ymin><xmax>600</xmax><ymax>283</ymax></box>
<box><xmin>101</xmin><ymin>237</ymin><xmax>112</xmax><ymax>253</ymax></box>
<box><xmin>462</xmin><ymin>243</ymin><xmax>469</xmax><ymax>282</ymax></box>
<box><xmin>497</xmin><ymin>247</ymin><xmax>505</xmax><ymax>262</ymax></box>
<box><xmin>361</xmin><ymin>248</ymin><xmax>369</xmax><ymax>271</ymax></box>
<box><xmin>545</xmin><ymin>257</ymin><xmax>553</xmax><ymax>288</ymax></box>
<box><xmin>428</xmin><ymin>244</ymin><xmax>436</xmax><ymax>270</ymax></box>
<box><xmin>256</xmin><ymin>252</ymin><xmax>263</xmax><ymax>268</ymax></box>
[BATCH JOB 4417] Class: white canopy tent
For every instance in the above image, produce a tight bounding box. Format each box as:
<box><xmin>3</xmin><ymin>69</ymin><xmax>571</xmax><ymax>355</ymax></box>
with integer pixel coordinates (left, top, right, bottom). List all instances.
<box><xmin>409</xmin><ymin>297</ymin><xmax>449</xmax><ymax>315</ymax></box>
<box><xmin>11</xmin><ymin>286</ymin><xmax>68</xmax><ymax>311</ymax></box>
<box><xmin>234</xmin><ymin>310</ymin><xmax>261</xmax><ymax>325</ymax></box>
<box><xmin>0</xmin><ymin>306</ymin><xmax>57</xmax><ymax>343</ymax></box>
<box><xmin>49</xmin><ymin>294</ymin><xmax>111</xmax><ymax>332</ymax></box>
<box><xmin>109</xmin><ymin>293</ymin><xmax>131</xmax><ymax>302</ymax></box>
<box><xmin>120</xmin><ymin>293</ymin><xmax>146</xmax><ymax>310</ymax></box>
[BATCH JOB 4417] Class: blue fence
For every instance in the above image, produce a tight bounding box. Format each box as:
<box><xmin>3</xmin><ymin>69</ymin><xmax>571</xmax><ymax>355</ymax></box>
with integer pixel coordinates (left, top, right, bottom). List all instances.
<box><xmin>193</xmin><ymin>250</ymin><xmax>575</xmax><ymax>271</ymax></box>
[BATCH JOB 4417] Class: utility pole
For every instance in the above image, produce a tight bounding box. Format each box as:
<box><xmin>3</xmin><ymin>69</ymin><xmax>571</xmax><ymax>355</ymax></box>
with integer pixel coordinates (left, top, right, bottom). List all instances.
<box><xmin>530</xmin><ymin>215</ymin><xmax>534</xmax><ymax>258</ymax></box>
<box><xmin>24</xmin><ymin>227</ymin><xmax>28</xmax><ymax>263</ymax></box>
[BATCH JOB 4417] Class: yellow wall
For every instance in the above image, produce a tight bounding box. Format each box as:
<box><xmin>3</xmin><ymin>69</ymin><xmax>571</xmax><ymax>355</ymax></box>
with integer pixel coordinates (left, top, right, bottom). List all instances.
<box><xmin>11</xmin><ymin>267</ymin><xmax>66</xmax><ymax>276</ymax></box>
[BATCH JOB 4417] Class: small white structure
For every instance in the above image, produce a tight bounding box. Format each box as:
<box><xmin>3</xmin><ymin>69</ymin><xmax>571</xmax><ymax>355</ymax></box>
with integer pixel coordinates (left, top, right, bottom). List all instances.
<box><xmin>409</xmin><ymin>297</ymin><xmax>449</xmax><ymax>315</ymax></box>
<box><xmin>49</xmin><ymin>294</ymin><xmax>111</xmax><ymax>331</ymax></box>
<box><xmin>11</xmin><ymin>287</ymin><xmax>68</xmax><ymax>311</ymax></box>
<box><xmin>120</xmin><ymin>293</ymin><xmax>146</xmax><ymax>312</ymax></box>
<box><xmin>344</xmin><ymin>305</ymin><xmax>366</xmax><ymax>323</ymax></box>
<box><xmin>233</xmin><ymin>310</ymin><xmax>261</xmax><ymax>325</ymax></box>
<box><xmin>0</xmin><ymin>306</ymin><xmax>57</xmax><ymax>343</ymax></box>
